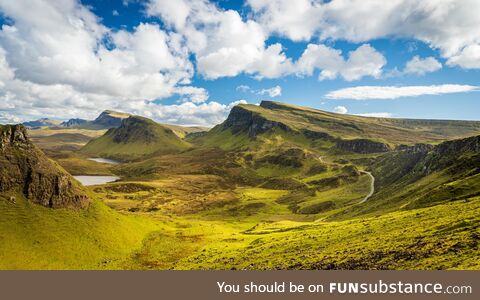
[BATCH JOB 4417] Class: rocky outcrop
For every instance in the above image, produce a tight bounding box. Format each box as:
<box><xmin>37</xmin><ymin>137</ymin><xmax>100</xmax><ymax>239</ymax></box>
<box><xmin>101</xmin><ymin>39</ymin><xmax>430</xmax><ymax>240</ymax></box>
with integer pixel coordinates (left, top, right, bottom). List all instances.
<box><xmin>336</xmin><ymin>139</ymin><xmax>391</xmax><ymax>154</ymax></box>
<box><xmin>434</xmin><ymin>135</ymin><xmax>480</xmax><ymax>155</ymax></box>
<box><xmin>396</xmin><ymin>143</ymin><xmax>434</xmax><ymax>153</ymax></box>
<box><xmin>223</xmin><ymin>106</ymin><xmax>291</xmax><ymax>138</ymax></box>
<box><xmin>421</xmin><ymin>135</ymin><xmax>480</xmax><ymax>174</ymax></box>
<box><xmin>0</xmin><ymin>125</ymin><xmax>89</xmax><ymax>208</ymax></box>
<box><xmin>302</xmin><ymin>129</ymin><xmax>334</xmax><ymax>140</ymax></box>
<box><xmin>60</xmin><ymin>118</ymin><xmax>88</xmax><ymax>127</ymax></box>
<box><xmin>91</xmin><ymin>110</ymin><xmax>130</xmax><ymax>129</ymax></box>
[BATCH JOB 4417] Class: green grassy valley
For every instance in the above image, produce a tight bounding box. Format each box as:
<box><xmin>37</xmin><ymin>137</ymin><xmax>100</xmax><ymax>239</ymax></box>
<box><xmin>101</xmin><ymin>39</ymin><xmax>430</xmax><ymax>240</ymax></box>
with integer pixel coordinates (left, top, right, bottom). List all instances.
<box><xmin>1</xmin><ymin>102</ymin><xmax>479</xmax><ymax>270</ymax></box>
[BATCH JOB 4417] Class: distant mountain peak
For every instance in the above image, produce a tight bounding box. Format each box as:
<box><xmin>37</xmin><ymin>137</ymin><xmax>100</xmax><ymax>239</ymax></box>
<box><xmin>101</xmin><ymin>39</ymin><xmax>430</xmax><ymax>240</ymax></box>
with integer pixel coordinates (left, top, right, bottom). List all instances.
<box><xmin>22</xmin><ymin>118</ymin><xmax>61</xmax><ymax>128</ymax></box>
<box><xmin>91</xmin><ymin>110</ymin><xmax>131</xmax><ymax>129</ymax></box>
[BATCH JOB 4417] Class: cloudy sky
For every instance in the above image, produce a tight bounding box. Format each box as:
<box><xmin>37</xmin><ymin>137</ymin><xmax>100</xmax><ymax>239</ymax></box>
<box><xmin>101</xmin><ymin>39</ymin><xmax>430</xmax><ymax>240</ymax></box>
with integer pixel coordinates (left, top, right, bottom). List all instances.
<box><xmin>0</xmin><ymin>0</ymin><xmax>479</xmax><ymax>126</ymax></box>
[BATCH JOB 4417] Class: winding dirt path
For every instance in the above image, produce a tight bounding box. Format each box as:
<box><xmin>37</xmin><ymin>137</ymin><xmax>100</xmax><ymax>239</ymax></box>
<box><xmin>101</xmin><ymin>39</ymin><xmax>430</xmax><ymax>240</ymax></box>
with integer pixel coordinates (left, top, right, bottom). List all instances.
<box><xmin>359</xmin><ymin>171</ymin><xmax>375</xmax><ymax>203</ymax></box>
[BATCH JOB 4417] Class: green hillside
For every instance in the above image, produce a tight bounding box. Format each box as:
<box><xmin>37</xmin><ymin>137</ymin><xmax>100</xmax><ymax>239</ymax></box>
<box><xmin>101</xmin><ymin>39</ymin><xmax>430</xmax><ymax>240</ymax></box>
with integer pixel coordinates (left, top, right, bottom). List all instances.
<box><xmin>81</xmin><ymin>116</ymin><xmax>191</xmax><ymax>161</ymax></box>
<box><xmin>0</xmin><ymin>193</ymin><xmax>159</xmax><ymax>269</ymax></box>
<box><xmin>2</xmin><ymin>101</ymin><xmax>479</xmax><ymax>270</ymax></box>
<box><xmin>199</xmin><ymin>101</ymin><xmax>480</xmax><ymax>149</ymax></box>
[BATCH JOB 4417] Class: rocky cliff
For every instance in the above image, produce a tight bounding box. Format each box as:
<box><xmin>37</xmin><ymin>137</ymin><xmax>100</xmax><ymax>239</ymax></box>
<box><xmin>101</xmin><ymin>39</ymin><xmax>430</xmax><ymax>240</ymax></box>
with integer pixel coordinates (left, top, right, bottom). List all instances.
<box><xmin>336</xmin><ymin>139</ymin><xmax>391</xmax><ymax>154</ymax></box>
<box><xmin>222</xmin><ymin>105</ymin><xmax>291</xmax><ymax>138</ymax></box>
<box><xmin>60</xmin><ymin>118</ymin><xmax>88</xmax><ymax>127</ymax></box>
<box><xmin>0</xmin><ymin>125</ymin><xmax>89</xmax><ymax>208</ymax></box>
<box><xmin>91</xmin><ymin>110</ymin><xmax>130</xmax><ymax>129</ymax></box>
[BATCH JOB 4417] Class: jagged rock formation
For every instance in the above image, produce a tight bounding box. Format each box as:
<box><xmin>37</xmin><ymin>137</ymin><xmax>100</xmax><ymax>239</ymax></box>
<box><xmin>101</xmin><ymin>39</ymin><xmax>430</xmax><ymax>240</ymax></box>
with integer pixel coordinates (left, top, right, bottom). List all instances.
<box><xmin>60</xmin><ymin>118</ymin><xmax>88</xmax><ymax>127</ymax></box>
<box><xmin>336</xmin><ymin>139</ymin><xmax>391</xmax><ymax>154</ymax></box>
<box><xmin>0</xmin><ymin>125</ymin><xmax>89</xmax><ymax>208</ymax></box>
<box><xmin>396</xmin><ymin>143</ymin><xmax>434</xmax><ymax>153</ymax></box>
<box><xmin>91</xmin><ymin>110</ymin><xmax>130</xmax><ymax>129</ymax></box>
<box><xmin>222</xmin><ymin>106</ymin><xmax>291</xmax><ymax>138</ymax></box>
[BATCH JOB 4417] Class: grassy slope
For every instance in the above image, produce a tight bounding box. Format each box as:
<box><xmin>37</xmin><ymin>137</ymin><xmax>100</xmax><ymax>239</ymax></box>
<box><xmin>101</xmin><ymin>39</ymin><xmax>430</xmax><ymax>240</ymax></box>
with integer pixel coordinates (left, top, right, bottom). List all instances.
<box><xmin>330</xmin><ymin>136</ymin><xmax>480</xmax><ymax>220</ymax></box>
<box><xmin>171</xmin><ymin>198</ymin><xmax>480</xmax><ymax>270</ymax></box>
<box><xmin>81</xmin><ymin>116</ymin><xmax>191</xmax><ymax>161</ymax></box>
<box><xmin>28</xmin><ymin>128</ymin><xmax>106</xmax><ymax>151</ymax></box>
<box><xmin>162</xmin><ymin>124</ymin><xmax>209</xmax><ymax>139</ymax></box>
<box><xmin>0</xmin><ymin>193</ymin><xmax>159</xmax><ymax>269</ymax></box>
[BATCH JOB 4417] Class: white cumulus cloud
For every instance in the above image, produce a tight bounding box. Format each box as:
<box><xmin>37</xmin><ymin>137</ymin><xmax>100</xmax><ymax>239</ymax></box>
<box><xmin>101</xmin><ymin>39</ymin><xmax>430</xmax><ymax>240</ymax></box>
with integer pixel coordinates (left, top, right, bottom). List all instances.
<box><xmin>258</xmin><ymin>85</ymin><xmax>282</xmax><ymax>97</ymax></box>
<box><xmin>247</xmin><ymin>0</ymin><xmax>480</xmax><ymax>70</ymax></box>
<box><xmin>296</xmin><ymin>44</ymin><xmax>386</xmax><ymax>81</ymax></box>
<box><xmin>146</xmin><ymin>0</ymin><xmax>293</xmax><ymax>79</ymax></box>
<box><xmin>333</xmin><ymin>106</ymin><xmax>348</xmax><ymax>114</ymax></box>
<box><xmin>404</xmin><ymin>56</ymin><xmax>442</xmax><ymax>75</ymax></box>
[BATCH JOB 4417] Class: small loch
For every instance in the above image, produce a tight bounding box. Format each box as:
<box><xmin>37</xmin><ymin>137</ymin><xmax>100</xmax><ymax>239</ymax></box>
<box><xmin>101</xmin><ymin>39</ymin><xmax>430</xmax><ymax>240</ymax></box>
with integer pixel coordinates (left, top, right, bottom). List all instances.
<box><xmin>87</xmin><ymin>157</ymin><xmax>121</xmax><ymax>164</ymax></box>
<box><xmin>73</xmin><ymin>175</ymin><xmax>120</xmax><ymax>186</ymax></box>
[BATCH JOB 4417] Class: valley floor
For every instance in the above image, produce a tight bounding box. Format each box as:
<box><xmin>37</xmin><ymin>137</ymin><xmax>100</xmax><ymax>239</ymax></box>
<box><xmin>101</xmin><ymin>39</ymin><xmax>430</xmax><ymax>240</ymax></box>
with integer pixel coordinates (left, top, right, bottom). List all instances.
<box><xmin>1</xmin><ymin>190</ymin><xmax>478</xmax><ymax>270</ymax></box>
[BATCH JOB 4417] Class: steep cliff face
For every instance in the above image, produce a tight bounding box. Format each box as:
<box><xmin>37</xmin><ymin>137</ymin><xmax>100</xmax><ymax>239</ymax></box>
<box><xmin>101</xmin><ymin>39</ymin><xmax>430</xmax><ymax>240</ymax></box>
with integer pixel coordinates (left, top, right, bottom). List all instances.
<box><xmin>60</xmin><ymin>118</ymin><xmax>88</xmax><ymax>127</ymax></box>
<box><xmin>422</xmin><ymin>135</ymin><xmax>480</xmax><ymax>174</ymax></box>
<box><xmin>336</xmin><ymin>139</ymin><xmax>391</xmax><ymax>154</ymax></box>
<box><xmin>222</xmin><ymin>106</ymin><xmax>291</xmax><ymax>138</ymax></box>
<box><xmin>91</xmin><ymin>110</ymin><xmax>130</xmax><ymax>129</ymax></box>
<box><xmin>396</xmin><ymin>143</ymin><xmax>434</xmax><ymax>153</ymax></box>
<box><xmin>0</xmin><ymin>125</ymin><xmax>89</xmax><ymax>208</ymax></box>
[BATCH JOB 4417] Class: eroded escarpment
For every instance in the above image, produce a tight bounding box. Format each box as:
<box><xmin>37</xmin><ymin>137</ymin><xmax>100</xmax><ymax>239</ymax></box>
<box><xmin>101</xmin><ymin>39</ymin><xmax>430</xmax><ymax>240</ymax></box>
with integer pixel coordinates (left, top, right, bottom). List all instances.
<box><xmin>0</xmin><ymin>125</ymin><xmax>89</xmax><ymax>208</ymax></box>
<box><xmin>335</xmin><ymin>139</ymin><xmax>391</xmax><ymax>154</ymax></box>
<box><xmin>222</xmin><ymin>106</ymin><xmax>292</xmax><ymax>138</ymax></box>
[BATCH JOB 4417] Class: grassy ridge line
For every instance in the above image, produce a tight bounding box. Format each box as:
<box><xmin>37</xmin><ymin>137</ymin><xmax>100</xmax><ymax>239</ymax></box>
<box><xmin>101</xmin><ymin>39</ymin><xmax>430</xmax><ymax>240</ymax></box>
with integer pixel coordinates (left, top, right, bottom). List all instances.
<box><xmin>235</xmin><ymin>101</ymin><xmax>480</xmax><ymax>144</ymax></box>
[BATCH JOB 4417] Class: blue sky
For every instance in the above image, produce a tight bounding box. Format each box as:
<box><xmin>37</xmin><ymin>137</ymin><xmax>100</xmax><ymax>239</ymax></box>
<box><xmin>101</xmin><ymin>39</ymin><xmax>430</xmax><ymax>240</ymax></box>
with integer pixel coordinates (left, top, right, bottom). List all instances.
<box><xmin>0</xmin><ymin>0</ymin><xmax>479</xmax><ymax>125</ymax></box>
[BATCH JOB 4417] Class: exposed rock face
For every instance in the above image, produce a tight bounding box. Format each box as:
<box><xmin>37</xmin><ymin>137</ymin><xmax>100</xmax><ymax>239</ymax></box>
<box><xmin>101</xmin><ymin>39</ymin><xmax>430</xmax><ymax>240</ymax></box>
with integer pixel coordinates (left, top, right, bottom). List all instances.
<box><xmin>422</xmin><ymin>135</ymin><xmax>480</xmax><ymax>174</ymax></box>
<box><xmin>60</xmin><ymin>118</ymin><xmax>88</xmax><ymax>127</ymax></box>
<box><xmin>336</xmin><ymin>139</ymin><xmax>391</xmax><ymax>154</ymax></box>
<box><xmin>396</xmin><ymin>143</ymin><xmax>434</xmax><ymax>153</ymax></box>
<box><xmin>92</xmin><ymin>110</ymin><xmax>130</xmax><ymax>129</ymax></box>
<box><xmin>223</xmin><ymin>106</ymin><xmax>291</xmax><ymax>138</ymax></box>
<box><xmin>0</xmin><ymin>125</ymin><xmax>89</xmax><ymax>208</ymax></box>
<box><xmin>434</xmin><ymin>135</ymin><xmax>480</xmax><ymax>155</ymax></box>
<box><xmin>302</xmin><ymin>129</ymin><xmax>334</xmax><ymax>140</ymax></box>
